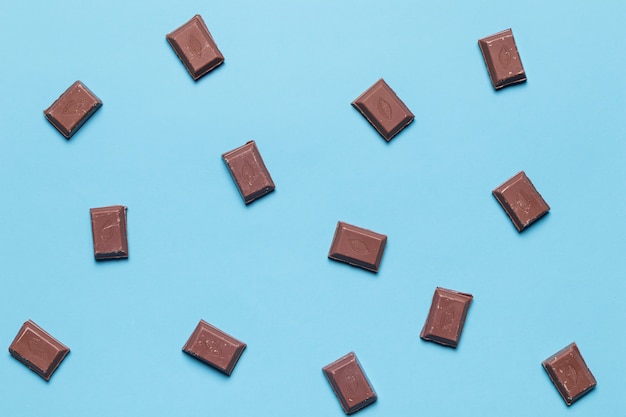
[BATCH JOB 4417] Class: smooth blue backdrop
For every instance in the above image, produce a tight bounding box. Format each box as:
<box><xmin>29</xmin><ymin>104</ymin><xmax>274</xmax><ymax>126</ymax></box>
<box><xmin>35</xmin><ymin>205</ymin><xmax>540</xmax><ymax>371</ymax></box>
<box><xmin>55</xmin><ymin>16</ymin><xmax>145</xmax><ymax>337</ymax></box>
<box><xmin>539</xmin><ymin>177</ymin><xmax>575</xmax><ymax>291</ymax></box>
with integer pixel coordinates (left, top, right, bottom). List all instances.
<box><xmin>1</xmin><ymin>1</ymin><xmax>624</xmax><ymax>416</ymax></box>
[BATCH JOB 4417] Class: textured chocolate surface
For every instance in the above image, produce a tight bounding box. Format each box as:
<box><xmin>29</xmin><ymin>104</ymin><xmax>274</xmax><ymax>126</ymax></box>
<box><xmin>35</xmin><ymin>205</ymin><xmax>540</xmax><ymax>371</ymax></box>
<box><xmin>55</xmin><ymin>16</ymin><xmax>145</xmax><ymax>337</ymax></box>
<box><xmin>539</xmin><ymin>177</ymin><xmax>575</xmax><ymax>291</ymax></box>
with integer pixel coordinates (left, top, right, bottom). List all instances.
<box><xmin>222</xmin><ymin>140</ymin><xmax>275</xmax><ymax>204</ymax></box>
<box><xmin>43</xmin><ymin>81</ymin><xmax>102</xmax><ymax>139</ymax></box>
<box><xmin>182</xmin><ymin>320</ymin><xmax>246</xmax><ymax>376</ymax></box>
<box><xmin>90</xmin><ymin>206</ymin><xmax>129</xmax><ymax>260</ymax></box>
<box><xmin>478</xmin><ymin>29</ymin><xmax>526</xmax><ymax>89</ymax></box>
<box><xmin>352</xmin><ymin>78</ymin><xmax>414</xmax><ymax>141</ymax></box>
<box><xmin>328</xmin><ymin>221</ymin><xmax>387</xmax><ymax>272</ymax></box>
<box><xmin>542</xmin><ymin>342</ymin><xmax>596</xmax><ymax>405</ymax></box>
<box><xmin>9</xmin><ymin>320</ymin><xmax>70</xmax><ymax>381</ymax></box>
<box><xmin>166</xmin><ymin>14</ymin><xmax>224</xmax><ymax>80</ymax></box>
<box><xmin>420</xmin><ymin>287</ymin><xmax>473</xmax><ymax>348</ymax></box>
<box><xmin>322</xmin><ymin>352</ymin><xmax>377</xmax><ymax>415</ymax></box>
<box><xmin>493</xmin><ymin>171</ymin><xmax>550</xmax><ymax>232</ymax></box>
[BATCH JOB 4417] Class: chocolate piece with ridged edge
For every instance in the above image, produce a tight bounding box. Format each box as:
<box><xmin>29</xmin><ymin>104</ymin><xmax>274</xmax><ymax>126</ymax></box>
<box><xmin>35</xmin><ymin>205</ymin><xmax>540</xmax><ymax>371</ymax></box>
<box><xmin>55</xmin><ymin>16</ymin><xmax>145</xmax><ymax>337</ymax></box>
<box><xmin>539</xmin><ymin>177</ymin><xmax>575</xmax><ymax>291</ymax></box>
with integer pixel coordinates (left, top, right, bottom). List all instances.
<box><xmin>420</xmin><ymin>287</ymin><xmax>473</xmax><ymax>348</ymax></box>
<box><xmin>478</xmin><ymin>29</ymin><xmax>526</xmax><ymax>89</ymax></box>
<box><xmin>90</xmin><ymin>205</ymin><xmax>129</xmax><ymax>260</ymax></box>
<box><xmin>493</xmin><ymin>171</ymin><xmax>550</xmax><ymax>232</ymax></box>
<box><xmin>328</xmin><ymin>221</ymin><xmax>387</xmax><ymax>273</ymax></box>
<box><xmin>182</xmin><ymin>320</ymin><xmax>246</xmax><ymax>376</ymax></box>
<box><xmin>44</xmin><ymin>81</ymin><xmax>102</xmax><ymax>139</ymax></box>
<box><xmin>323</xmin><ymin>352</ymin><xmax>377</xmax><ymax>415</ymax></box>
<box><xmin>222</xmin><ymin>140</ymin><xmax>275</xmax><ymax>204</ymax></box>
<box><xmin>542</xmin><ymin>342</ymin><xmax>596</xmax><ymax>406</ymax></box>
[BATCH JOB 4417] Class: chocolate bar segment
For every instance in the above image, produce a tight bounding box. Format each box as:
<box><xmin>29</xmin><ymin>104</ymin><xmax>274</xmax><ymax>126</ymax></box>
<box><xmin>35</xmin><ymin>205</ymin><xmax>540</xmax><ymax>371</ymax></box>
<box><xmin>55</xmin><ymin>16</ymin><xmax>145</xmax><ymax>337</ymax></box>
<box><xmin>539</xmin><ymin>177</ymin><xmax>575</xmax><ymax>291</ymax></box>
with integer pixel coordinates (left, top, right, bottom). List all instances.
<box><xmin>222</xmin><ymin>140</ymin><xmax>275</xmax><ymax>204</ymax></box>
<box><xmin>166</xmin><ymin>14</ymin><xmax>224</xmax><ymax>80</ymax></box>
<box><xmin>420</xmin><ymin>287</ymin><xmax>473</xmax><ymax>348</ymax></box>
<box><xmin>352</xmin><ymin>78</ymin><xmax>414</xmax><ymax>141</ymax></box>
<box><xmin>493</xmin><ymin>171</ymin><xmax>550</xmax><ymax>232</ymax></box>
<box><xmin>322</xmin><ymin>352</ymin><xmax>377</xmax><ymax>415</ymax></box>
<box><xmin>44</xmin><ymin>81</ymin><xmax>102</xmax><ymax>139</ymax></box>
<box><xmin>542</xmin><ymin>342</ymin><xmax>596</xmax><ymax>405</ymax></box>
<box><xmin>478</xmin><ymin>29</ymin><xmax>526</xmax><ymax>89</ymax></box>
<box><xmin>328</xmin><ymin>221</ymin><xmax>387</xmax><ymax>273</ymax></box>
<box><xmin>90</xmin><ymin>205</ymin><xmax>129</xmax><ymax>260</ymax></box>
<box><xmin>182</xmin><ymin>320</ymin><xmax>246</xmax><ymax>376</ymax></box>
<box><xmin>9</xmin><ymin>320</ymin><xmax>70</xmax><ymax>381</ymax></box>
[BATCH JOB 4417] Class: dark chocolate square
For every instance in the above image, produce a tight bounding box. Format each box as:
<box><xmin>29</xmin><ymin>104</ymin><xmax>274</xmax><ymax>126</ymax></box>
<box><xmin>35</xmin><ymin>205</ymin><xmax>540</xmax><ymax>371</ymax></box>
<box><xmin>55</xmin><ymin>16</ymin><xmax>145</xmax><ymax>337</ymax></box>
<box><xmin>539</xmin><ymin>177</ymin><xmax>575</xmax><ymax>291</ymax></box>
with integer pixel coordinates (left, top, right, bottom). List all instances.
<box><xmin>43</xmin><ymin>81</ymin><xmax>102</xmax><ymax>139</ymax></box>
<box><xmin>420</xmin><ymin>287</ymin><xmax>473</xmax><ymax>348</ymax></box>
<box><xmin>166</xmin><ymin>14</ymin><xmax>224</xmax><ymax>80</ymax></box>
<box><xmin>492</xmin><ymin>171</ymin><xmax>550</xmax><ymax>232</ymax></box>
<box><xmin>222</xmin><ymin>140</ymin><xmax>275</xmax><ymax>204</ymax></box>
<box><xmin>90</xmin><ymin>206</ymin><xmax>129</xmax><ymax>260</ymax></box>
<box><xmin>352</xmin><ymin>78</ymin><xmax>414</xmax><ymax>141</ymax></box>
<box><xmin>322</xmin><ymin>352</ymin><xmax>377</xmax><ymax>415</ymax></box>
<box><xmin>182</xmin><ymin>320</ymin><xmax>246</xmax><ymax>376</ymax></box>
<box><xmin>478</xmin><ymin>29</ymin><xmax>526</xmax><ymax>90</ymax></box>
<box><xmin>328</xmin><ymin>221</ymin><xmax>387</xmax><ymax>273</ymax></box>
<box><xmin>542</xmin><ymin>342</ymin><xmax>596</xmax><ymax>405</ymax></box>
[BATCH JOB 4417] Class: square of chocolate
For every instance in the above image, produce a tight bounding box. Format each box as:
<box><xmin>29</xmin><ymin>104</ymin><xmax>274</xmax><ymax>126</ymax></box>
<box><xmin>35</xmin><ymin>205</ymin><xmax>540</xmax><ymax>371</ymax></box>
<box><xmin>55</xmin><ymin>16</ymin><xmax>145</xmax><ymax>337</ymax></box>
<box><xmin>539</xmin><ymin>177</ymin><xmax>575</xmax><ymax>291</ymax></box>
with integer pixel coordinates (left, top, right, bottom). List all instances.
<box><xmin>89</xmin><ymin>205</ymin><xmax>129</xmax><ymax>260</ymax></box>
<box><xmin>420</xmin><ymin>287</ymin><xmax>473</xmax><ymax>348</ymax></box>
<box><xmin>222</xmin><ymin>140</ymin><xmax>275</xmax><ymax>204</ymax></box>
<box><xmin>492</xmin><ymin>171</ymin><xmax>550</xmax><ymax>232</ymax></box>
<box><xmin>43</xmin><ymin>81</ymin><xmax>102</xmax><ymax>139</ymax></box>
<box><xmin>542</xmin><ymin>342</ymin><xmax>597</xmax><ymax>405</ymax></box>
<box><xmin>166</xmin><ymin>14</ymin><xmax>224</xmax><ymax>80</ymax></box>
<box><xmin>478</xmin><ymin>29</ymin><xmax>526</xmax><ymax>90</ymax></box>
<box><xmin>352</xmin><ymin>78</ymin><xmax>414</xmax><ymax>141</ymax></box>
<box><xmin>9</xmin><ymin>320</ymin><xmax>70</xmax><ymax>381</ymax></box>
<box><xmin>182</xmin><ymin>320</ymin><xmax>246</xmax><ymax>376</ymax></box>
<box><xmin>322</xmin><ymin>352</ymin><xmax>377</xmax><ymax>415</ymax></box>
<box><xmin>328</xmin><ymin>221</ymin><xmax>387</xmax><ymax>273</ymax></box>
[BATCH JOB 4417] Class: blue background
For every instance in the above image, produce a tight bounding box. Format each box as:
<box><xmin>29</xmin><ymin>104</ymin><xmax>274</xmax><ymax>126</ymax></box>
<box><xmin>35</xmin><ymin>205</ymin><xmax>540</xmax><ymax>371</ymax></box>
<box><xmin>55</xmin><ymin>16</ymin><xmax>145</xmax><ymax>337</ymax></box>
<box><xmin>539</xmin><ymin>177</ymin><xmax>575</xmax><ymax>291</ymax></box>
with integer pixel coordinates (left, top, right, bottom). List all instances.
<box><xmin>1</xmin><ymin>0</ymin><xmax>624</xmax><ymax>416</ymax></box>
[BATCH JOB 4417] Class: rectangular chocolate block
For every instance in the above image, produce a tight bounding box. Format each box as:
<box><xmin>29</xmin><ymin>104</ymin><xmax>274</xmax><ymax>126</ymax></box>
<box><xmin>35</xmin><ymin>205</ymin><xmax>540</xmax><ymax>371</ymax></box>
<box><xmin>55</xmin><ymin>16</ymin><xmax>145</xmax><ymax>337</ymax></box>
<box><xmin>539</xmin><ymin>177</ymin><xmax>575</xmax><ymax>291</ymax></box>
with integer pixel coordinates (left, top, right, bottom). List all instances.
<box><xmin>9</xmin><ymin>320</ymin><xmax>70</xmax><ymax>381</ymax></box>
<box><xmin>352</xmin><ymin>78</ymin><xmax>414</xmax><ymax>141</ymax></box>
<box><xmin>328</xmin><ymin>221</ymin><xmax>387</xmax><ymax>272</ymax></box>
<box><xmin>478</xmin><ymin>29</ymin><xmax>526</xmax><ymax>90</ymax></box>
<box><xmin>166</xmin><ymin>14</ymin><xmax>224</xmax><ymax>81</ymax></box>
<box><xmin>542</xmin><ymin>342</ymin><xmax>596</xmax><ymax>405</ymax></box>
<box><xmin>420</xmin><ymin>287</ymin><xmax>473</xmax><ymax>348</ymax></box>
<box><xmin>44</xmin><ymin>81</ymin><xmax>102</xmax><ymax>139</ymax></box>
<box><xmin>222</xmin><ymin>140</ymin><xmax>275</xmax><ymax>204</ymax></box>
<box><xmin>90</xmin><ymin>205</ymin><xmax>129</xmax><ymax>260</ymax></box>
<box><xmin>182</xmin><ymin>319</ymin><xmax>246</xmax><ymax>376</ymax></box>
<box><xmin>492</xmin><ymin>171</ymin><xmax>550</xmax><ymax>232</ymax></box>
<box><xmin>322</xmin><ymin>352</ymin><xmax>377</xmax><ymax>415</ymax></box>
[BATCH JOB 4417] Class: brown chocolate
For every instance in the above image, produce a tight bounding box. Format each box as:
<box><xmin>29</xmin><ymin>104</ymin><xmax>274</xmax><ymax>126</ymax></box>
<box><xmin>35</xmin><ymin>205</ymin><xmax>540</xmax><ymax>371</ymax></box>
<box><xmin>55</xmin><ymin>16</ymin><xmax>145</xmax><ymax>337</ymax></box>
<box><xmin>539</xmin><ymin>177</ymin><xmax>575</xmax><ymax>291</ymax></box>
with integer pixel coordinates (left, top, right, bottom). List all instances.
<box><xmin>542</xmin><ymin>342</ymin><xmax>596</xmax><ymax>405</ymax></box>
<box><xmin>420</xmin><ymin>287</ymin><xmax>473</xmax><ymax>348</ymax></box>
<box><xmin>352</xmin><ymin>78</ymin><xmax>414</xmax><ymax>141</ymax></box>
<box><xmin>9</xmin><ymin>320</ymin><xmax>70</xmax><ymax>381</ymax></box>
<box><xmin>166</xmin><ymin>15</ymin><xmax>224</xmax><ymax>80</ymax></box>
<box><xmin>322</xmin><ymin>352</ymin><xmax>377</xmax><ymax>415</ymax></box>
<box><xmin>90</xmin><ymin>206</ymin><xmax>129</xmax><ymax>260</ymax></box>
<box><xmin>478</xmin><ymin>29</ymin><xmax>526</xmax><ymax>89</ymax></box>
<box><xmin>492</xmin><ymin>171</ymin><xmax>550</xmax><ymax>232</ymax></box>
<box><xmin>328</xmin><ymin>221</ymin><xmax>387</xmax><ymax>272</ymax></box>
<box><xmin>43</xmin><ymin>81</ymin><xmax>102</xmax><ymax>139</ymax></box>
<box><xmin>222</xmin><ymin>140</ymin><xmax>275</xmax><ymax>204</ymax></box>
<box><xmin>182</xmin><ymin>320</ymin><xmax>246</xmax><ymax>376</ymax></box>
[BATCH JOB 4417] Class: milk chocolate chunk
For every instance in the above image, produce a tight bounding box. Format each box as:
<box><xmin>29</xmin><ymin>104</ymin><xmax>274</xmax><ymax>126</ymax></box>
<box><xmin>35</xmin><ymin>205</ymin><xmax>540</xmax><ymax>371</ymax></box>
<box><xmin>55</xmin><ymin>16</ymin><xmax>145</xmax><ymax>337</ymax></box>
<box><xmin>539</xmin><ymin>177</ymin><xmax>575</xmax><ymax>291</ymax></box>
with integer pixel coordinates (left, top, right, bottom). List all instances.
<box><xmin>322</xmin><ymin>352</ymin><xmax>377</xmax><ymax>415</ymax></box>
<box><xmin>493</xmin><ymin>171</ymin><xmax>550</xmax><ymax>232</ymax></box>
<box><xmin>420</xmin><ymin>287</ymin><xmax>473</xmax><ymax>348</ymax></box>
<box><xmin>542</xmin><ymin>342</ymin><xmax>596</xmax><ymax>405</ymax></box>
<box><xmin>166</xmin><ymin>14</ymin><xmax>224</xmax><ymax>80</ymax></box>
<box><xmin>478</xmin><ymin>29</ymin><xmax>526</xmax><ymax>89</ymax></box>
<box><xmin>352</xmin><ymin>78</ymin><xmax>414</xmax><ymax>141</ymax></box>
<box><xmin>9</xmin><ymin>320</ymin><xmax>70</xmax><ymax>381</ymax></box>
<box><xmin>90</xmin><ymin>205</ymin><xmax>128</xmax><ymax>260</ymax></box>
<box><xmin>182</xmin><ymin>320</ymin><xmax>246</xmax><ymax>376</ymax></box>
<box><xmin>328</xmin><ymin>221</ymin><xmax>387</xmax><ymax>273</ymax></box>
<box><xmin>44</xmin><ymin>81</ymin><xmax>102</xmax><ymax>139</ymax></box>
<box><xmin>222</xmin><ymin>140</ymin><xmax>275</xmax><ymax>204</ymax></box>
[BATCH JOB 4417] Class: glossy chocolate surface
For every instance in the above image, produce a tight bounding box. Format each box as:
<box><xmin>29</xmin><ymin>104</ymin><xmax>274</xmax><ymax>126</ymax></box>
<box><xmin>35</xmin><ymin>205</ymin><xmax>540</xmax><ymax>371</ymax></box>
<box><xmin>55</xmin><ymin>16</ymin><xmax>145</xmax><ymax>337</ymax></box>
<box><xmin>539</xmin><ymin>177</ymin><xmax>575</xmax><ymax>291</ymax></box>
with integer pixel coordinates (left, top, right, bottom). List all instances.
<box><xmin>493</xmin><ymin>171</ymin><xmax>550</xmax><ymax>232</ymax></box>
<box><xmin>542</xmin><ymin>342</ymin><xmax>596</xmax><ymax>405</ymax></box>
<box><xmin>44</xmin><ymin>81</ymin><xmax>102</xmax><ymax>139</ymax></box>
<box><xmin>328</xmin><ymin>221</ymin><xmax>387</xmax><ymax>272</ymax></box>
<box><xmin>222</xmin><ymin>140</ymin><xmax>275</xmax><ymax>204</ymax></box>
<box><xmin>478</xmin><ymin>29</ymin><xmax>526</xmax><ymax>89</ymax></box>
<box><xmin>90</xmin><ymin>206</ymin><xmax>129</xmax><ymax>260</ymax></box>
<box><xmin>420</xmin><ymin>287</ymin><xmax>473</xmax><ymax>348</ymax></box>
<box><xmin>182</xmin><ymin>320</ymin><xmax>246</xmax><ymax>376</ymax></box>
<box><xmin>322</xmin><ymin>352</ymin><xmax>377</xmax><ymax>415</ymax></box>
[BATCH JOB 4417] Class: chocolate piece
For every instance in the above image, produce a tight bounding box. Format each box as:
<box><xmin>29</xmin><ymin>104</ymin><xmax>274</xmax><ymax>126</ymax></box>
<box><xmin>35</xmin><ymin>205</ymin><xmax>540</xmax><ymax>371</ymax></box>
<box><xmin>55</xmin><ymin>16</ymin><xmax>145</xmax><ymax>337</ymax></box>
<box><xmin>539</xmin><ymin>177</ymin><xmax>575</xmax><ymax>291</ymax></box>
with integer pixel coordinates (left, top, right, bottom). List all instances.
<box><xmin>352</xmin><ymin>78</ymin><xmax>414</xmax><ymax>141</ymax></box>
<box><xmin>542</xmin><ymin>342</ymin><xmax>596</xmax><ymax>405</ymax></box>
<box><xmin>492</xmin><ymin>171</ymin><xmax>550</xmax><ymax>232</ymax></box>
<box><xmin>182</xmin><ymin>320</ymin><xmax>246</xmax><ymax>376</ymax></box>
<box><xmin>166</xmin><ymin>15</ymin><xmax>224</xmax><ymax>80</ymax></box>
<box><xmin>478</xmin><ymin>29</ymin><xmax>526</xmax><ymax>89</ymax></box>
<box><xmin>420</xmin><ymin>287</ymin><xmax>473</xmax><ymax>348</ymax></box>
<box><xmin>222</xmin><ymin>140</ymin><xmax>275</xmax><ymax>204</ymax></box>
<box><xmin>328</xmin><ymin>221</ymin><xmax>387</xmax><ymax>272</ymax></box>
<box><xmin>90</xmin><ymin>205</ymin><xmax>129</xmax><ymax>260</ymax></box>
<box><xmin>9</xmin><ymin>320</ymin><xmax>70</xmax><ymax>381</ymax></box>
<box><xmin>322</xmin><ymin>352</ymin><xmax>377</xmax><ymax>415</ymax></box>
<box><xmin>43</xmin><ymin>81</ymin><xmax>102</xmax><ymax>139</ymax></box>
